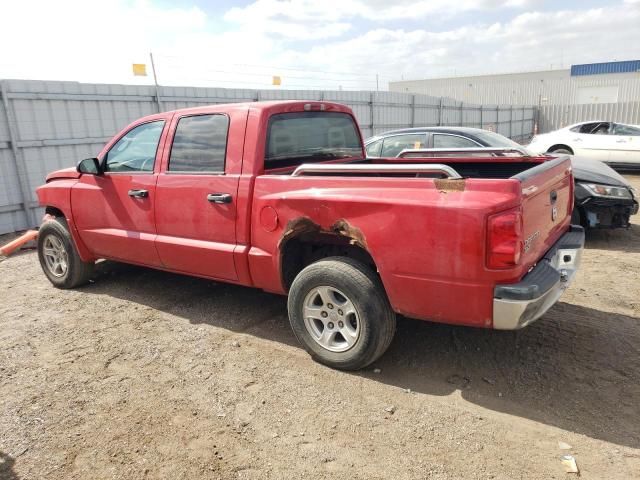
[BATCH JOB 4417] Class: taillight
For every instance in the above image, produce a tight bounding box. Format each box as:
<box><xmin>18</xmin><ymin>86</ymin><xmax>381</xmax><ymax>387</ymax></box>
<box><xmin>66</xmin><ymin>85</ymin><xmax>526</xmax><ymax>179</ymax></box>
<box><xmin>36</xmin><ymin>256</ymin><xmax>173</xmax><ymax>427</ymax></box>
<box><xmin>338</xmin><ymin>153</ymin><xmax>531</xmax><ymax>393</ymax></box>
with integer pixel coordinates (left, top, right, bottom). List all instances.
<box><xmin>487</xmin><ymin>209</ymin><xmax>523</xmax><ymax>269</ymax></box>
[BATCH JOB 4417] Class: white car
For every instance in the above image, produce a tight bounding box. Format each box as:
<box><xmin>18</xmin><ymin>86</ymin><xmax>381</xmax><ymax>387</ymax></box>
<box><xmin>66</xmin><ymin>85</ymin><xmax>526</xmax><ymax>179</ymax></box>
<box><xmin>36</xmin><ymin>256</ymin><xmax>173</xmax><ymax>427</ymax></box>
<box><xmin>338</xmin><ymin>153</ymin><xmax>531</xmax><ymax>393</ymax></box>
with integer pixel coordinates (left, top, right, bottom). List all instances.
<box><xmin>528</xmin><ymin>121</ymin><xmax>640</xmax><ymax>169</ymax></box>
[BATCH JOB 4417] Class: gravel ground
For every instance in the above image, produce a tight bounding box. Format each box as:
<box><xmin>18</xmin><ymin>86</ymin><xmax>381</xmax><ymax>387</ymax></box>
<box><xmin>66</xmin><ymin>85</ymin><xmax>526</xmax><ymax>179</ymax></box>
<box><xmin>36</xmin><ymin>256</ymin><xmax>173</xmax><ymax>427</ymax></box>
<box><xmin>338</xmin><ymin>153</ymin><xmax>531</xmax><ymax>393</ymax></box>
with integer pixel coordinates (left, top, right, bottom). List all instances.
<box><xmin>1</xmin><ymin>175</ymin><xmax>640</xmax><ymax>480</ymax></box>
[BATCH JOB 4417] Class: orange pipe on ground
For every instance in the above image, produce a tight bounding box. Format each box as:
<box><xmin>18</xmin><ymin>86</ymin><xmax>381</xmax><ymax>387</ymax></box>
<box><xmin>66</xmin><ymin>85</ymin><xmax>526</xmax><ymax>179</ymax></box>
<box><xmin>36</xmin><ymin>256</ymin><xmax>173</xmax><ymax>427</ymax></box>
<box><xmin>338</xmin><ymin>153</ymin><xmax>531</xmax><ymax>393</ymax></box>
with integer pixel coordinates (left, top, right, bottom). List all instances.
<box><xmin>0</xmin><ymin>230</ymin><xmax>39</xmax><ymax>256</ymax></box>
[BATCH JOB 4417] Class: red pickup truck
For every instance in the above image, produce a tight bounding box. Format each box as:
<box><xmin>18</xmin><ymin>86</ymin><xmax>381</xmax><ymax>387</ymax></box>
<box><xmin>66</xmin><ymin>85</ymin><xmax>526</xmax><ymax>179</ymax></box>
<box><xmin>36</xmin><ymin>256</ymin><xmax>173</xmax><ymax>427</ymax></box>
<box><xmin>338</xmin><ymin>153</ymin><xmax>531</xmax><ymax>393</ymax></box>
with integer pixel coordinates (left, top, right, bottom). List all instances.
<box><xmin>36</xmin><ymin>101</ymin><xmax>584</xmax><ymax>370</ymax></box>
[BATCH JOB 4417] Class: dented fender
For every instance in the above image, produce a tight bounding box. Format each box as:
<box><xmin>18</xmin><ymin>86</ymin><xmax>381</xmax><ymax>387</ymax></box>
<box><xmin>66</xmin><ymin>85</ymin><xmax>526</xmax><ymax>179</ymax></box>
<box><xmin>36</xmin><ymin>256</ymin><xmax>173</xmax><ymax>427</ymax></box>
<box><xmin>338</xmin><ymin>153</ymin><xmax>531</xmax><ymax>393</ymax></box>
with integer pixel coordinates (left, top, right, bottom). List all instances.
<box><xmin>279</xmin><ymin>216</ymin><xmax>368</xmax><ymax>250</ymax></box>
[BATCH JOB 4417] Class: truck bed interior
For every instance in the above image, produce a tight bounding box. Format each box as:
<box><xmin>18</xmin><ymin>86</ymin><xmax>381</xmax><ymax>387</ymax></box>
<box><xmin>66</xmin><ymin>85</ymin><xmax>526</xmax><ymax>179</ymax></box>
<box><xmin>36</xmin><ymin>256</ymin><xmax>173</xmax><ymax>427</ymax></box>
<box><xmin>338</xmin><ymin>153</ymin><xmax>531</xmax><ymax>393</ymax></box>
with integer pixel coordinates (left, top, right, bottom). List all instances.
<box><xmin>372</xmin><ymin>159</ymin><xmax>545</xmax><ymax>179</ymax></box>
<box><xmin>272</xmin><ymin>157</ymin><xmax>549</xmax><ymax>179</ymax></box>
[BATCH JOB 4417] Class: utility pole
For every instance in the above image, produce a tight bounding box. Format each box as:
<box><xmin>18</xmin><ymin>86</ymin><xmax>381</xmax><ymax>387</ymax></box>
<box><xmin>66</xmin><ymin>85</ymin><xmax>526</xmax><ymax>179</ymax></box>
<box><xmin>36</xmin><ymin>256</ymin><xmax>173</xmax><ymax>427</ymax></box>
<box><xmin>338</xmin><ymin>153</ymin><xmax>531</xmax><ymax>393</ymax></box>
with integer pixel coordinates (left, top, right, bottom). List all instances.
<box><xmin>150</xmin><ymin>52</ymin><xmax>162</xmax><ymax>113</ymax></box>
<box><xmin>376</xmin><ymin>74</ymin><xmax>379</xmax><ymax>92</ymax></box>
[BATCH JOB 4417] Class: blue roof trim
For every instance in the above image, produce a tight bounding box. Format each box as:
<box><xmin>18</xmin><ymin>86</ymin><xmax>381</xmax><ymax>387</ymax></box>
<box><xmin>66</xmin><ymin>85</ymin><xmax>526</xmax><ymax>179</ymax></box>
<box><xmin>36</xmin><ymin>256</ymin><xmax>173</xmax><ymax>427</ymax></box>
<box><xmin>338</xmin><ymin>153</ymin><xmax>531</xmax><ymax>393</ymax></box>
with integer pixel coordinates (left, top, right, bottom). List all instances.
<box><xmin>570</xmin><ymin>60</ymin><xmax>640</xmax><ymax>76</ymax></box>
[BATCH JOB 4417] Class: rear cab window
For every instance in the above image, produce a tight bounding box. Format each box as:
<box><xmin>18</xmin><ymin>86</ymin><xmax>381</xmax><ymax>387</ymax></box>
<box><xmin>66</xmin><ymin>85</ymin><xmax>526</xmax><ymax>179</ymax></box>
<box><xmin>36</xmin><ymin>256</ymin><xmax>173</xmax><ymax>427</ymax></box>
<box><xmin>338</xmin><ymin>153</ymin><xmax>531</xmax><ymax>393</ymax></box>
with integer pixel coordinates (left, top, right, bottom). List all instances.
<box><xmin>265</xmin><ymin>112</ymin><xmax>362</xmax><ymax>171</ymax></box>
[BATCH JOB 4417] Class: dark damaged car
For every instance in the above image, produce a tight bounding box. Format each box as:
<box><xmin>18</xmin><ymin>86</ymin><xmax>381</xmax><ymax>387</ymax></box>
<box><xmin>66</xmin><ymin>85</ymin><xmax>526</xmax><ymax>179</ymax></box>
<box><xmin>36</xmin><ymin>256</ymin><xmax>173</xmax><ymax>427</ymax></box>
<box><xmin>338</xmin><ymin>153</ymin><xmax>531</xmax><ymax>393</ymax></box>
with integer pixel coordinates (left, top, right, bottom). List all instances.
<box><xmin>570</xmin><ymin>157</ymin><xmax>638</xmax><ymax>228</ymax></box>
<box><xmin>365</xmin><ymin>127</ymin><xmax>638</xmax><ymax>229</ymax></box>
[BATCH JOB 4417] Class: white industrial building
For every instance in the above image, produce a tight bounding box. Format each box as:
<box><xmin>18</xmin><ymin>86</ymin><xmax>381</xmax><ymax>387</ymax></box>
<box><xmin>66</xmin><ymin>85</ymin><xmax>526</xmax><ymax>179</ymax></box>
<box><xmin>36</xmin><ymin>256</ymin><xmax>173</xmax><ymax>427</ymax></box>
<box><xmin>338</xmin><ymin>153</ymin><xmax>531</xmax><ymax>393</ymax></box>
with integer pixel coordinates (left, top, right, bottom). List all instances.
<box><xmin>390</xmin><ymin>61</ymin><xmax>640</xmax><ymax>106</ymax></box>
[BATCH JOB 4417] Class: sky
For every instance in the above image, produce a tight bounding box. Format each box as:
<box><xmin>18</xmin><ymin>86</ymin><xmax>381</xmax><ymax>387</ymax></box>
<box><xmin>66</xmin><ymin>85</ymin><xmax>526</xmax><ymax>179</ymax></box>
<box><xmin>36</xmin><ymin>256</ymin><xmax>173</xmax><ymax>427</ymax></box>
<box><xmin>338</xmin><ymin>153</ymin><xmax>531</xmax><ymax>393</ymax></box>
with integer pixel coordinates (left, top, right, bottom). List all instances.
<box><xmin>1</xmin><ymin>0</ymin><xmax>639</xmax><ymax>90</ymax></box>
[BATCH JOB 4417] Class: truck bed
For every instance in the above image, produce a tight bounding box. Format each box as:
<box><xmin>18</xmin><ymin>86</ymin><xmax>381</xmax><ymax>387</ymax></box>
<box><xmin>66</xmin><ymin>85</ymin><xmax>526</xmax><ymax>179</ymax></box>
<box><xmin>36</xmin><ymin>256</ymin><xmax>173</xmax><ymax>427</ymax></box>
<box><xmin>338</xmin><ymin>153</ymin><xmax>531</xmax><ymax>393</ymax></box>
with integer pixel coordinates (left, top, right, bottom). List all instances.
<box><xmin>252</xmin><ymin>154</ymin><xmax>573</xmax><ymax>327</ymax></box>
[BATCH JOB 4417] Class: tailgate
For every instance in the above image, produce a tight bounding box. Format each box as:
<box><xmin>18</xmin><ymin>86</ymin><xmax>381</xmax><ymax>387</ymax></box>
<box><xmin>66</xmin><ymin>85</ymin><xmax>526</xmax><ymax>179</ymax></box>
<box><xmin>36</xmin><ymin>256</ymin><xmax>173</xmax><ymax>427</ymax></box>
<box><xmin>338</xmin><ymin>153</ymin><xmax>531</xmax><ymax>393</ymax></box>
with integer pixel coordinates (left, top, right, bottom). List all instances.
<box><xmin>514</xmin><ymin>156</ymin><xmax>573</xmax><ymax>270</ymax></box>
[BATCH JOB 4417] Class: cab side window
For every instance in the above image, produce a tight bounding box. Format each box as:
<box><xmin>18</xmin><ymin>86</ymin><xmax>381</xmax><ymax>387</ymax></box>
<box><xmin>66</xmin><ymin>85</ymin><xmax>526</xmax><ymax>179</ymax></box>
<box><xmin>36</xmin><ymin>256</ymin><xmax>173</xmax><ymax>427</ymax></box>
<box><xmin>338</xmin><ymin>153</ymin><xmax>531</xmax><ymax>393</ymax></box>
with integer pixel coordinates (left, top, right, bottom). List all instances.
<box><xmin>104</xmin><ymin>121</ymin><xmax>165</xmax><ymax>173</ymax></box>
<box><xmin>169</xmin><ymin>114</ymin><xmax>229</xmax><ymax>172</ymax></box>
<box><xmin>380</xmin><ymin>134</ymin><xmax>426</xmax><ymax>157</ymax></box>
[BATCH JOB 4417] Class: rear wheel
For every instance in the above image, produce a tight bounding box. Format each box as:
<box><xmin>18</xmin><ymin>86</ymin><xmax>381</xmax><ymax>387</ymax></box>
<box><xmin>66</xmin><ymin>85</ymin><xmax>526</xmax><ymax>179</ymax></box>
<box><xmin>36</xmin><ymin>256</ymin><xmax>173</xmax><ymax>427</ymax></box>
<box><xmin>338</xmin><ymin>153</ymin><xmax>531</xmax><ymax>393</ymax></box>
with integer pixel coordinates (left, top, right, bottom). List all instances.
<box><xmin>38</xmin><ymin>218</ymin><xmax>94</xmax><ymax>289</ymax></box>
<box><xmin>287</xmin><ymin>257</ymin><xmax>396</xmax><ymax>370</ymax></box>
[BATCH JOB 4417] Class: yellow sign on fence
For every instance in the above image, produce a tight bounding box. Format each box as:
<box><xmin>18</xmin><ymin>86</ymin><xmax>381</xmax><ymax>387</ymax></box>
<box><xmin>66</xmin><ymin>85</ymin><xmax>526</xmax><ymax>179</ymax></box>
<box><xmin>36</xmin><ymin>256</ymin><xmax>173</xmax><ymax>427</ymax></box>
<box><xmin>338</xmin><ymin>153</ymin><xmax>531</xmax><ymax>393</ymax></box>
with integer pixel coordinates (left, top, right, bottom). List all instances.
<box><xmin>272</xmin><ymin>76</ymin><xmax>281</xmax><ymax>86</ymax></box>
<box><xmin>132</xmin><ymin>64</ymin><xmax>147</xmax><ymax>76</ymax></box>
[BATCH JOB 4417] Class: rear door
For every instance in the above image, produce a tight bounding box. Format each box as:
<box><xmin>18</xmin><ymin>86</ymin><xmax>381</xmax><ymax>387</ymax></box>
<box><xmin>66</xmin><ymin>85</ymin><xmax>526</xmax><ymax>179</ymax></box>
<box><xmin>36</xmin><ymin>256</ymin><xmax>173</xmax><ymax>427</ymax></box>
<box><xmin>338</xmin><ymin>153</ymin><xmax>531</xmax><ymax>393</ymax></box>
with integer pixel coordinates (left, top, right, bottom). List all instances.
<box><xmin>71</xmin><ymin>119</ymin><xmax>168</xmax><ymax>266</ymax></box>
<box><xmin>154</xmin><ymin>108</ymin><xmax>247</xmax><ymax>281</ymax></box>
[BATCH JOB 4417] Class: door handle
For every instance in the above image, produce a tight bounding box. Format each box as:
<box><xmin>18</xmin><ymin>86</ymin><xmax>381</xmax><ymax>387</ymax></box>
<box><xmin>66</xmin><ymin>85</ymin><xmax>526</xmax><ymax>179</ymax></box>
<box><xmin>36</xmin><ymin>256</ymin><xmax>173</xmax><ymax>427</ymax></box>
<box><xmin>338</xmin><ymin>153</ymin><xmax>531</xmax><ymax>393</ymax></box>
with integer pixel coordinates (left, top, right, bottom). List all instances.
<box><xmin>207</xmin><ymin>193</ymin><xmax>232</xmax><ymax>204</ymax></box>
<box><xmin>616</xmin><ymin>139</ymin><xmax>627</xmax><ymax>143</ymax></box>
<box><xmin>128</xmin><ymin>189</ymin><xmax>149</xmax><ymax>198</ymax></box>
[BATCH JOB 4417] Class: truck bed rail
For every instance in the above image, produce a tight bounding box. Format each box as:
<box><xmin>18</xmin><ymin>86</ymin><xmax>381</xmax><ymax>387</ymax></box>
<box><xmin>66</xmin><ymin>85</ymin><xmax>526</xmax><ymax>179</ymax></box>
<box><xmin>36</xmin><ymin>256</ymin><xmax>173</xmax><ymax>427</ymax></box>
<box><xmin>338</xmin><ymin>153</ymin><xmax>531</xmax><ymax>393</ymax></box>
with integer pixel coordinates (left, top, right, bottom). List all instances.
<box><xmin>397</xmin><ymin>147</ymin><xmax>530</xmax><ymax>158</ymax></box>
<box><xmin>291</xmin><ymin>163</ymin><xmax>462</xmax><ymax>179</ymax></box>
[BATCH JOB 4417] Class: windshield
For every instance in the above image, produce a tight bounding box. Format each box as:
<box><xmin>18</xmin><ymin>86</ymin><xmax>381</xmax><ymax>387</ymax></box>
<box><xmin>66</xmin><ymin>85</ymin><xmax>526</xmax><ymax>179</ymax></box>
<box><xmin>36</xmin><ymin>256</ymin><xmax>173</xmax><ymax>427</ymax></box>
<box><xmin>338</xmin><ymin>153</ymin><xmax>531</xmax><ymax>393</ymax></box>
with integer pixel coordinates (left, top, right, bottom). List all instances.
<box><xmin>265</xmin><ymin>111</ymin><xmax>362</xmax><ymax>170</ymax></box>
<box><xmin>473</xmin><ymin>130</ymin><xmax>521</xmax><ymax>148</ymax></box>
<box><xmin>473</xmin><ymin>130</ymin><xmax>534</xmax><ymax>155</ymax></box>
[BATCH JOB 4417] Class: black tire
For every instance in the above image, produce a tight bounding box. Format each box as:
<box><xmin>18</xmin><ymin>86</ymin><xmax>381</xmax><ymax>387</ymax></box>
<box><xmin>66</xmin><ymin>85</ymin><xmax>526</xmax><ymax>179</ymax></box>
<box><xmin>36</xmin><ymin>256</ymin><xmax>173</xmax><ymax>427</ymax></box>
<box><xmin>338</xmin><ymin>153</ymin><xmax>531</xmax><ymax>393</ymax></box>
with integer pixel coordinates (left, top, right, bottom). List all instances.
<box><xmin>549</xmin><ymin>147</ymin><xmax>573</xmax><ymax>155</ymax></box>
<box><xmin>37</xmin><ymin>217</ymin><xmax>94</xmax><ymax>289</ymax></box>
<box><xmin>287</xmin><ymin>256</ymin><xmax>396</xmax><ymax>370</ymax></box>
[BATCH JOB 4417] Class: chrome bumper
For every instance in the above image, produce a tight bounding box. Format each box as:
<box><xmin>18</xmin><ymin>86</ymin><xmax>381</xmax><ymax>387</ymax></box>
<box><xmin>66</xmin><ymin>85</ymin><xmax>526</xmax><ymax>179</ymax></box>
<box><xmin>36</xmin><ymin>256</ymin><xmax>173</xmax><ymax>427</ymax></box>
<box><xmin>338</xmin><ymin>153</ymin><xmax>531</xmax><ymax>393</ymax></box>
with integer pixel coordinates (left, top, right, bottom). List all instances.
<box><xmin>493</xmin><ymin>226</ymin><xmax>585</xmax><ymax>330</ymax></box>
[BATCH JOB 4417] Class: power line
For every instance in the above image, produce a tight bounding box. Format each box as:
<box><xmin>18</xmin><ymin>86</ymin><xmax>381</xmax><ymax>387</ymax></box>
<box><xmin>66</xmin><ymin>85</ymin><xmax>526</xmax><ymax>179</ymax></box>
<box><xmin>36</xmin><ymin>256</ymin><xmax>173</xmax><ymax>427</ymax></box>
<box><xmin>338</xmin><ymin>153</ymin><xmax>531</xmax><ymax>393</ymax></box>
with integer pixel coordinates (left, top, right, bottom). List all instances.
<box><xmin>164</xmin><ymin>75</ymin><xmax>376</xmax><ymax>90</ymax></box>
<box><xmin>156</xmin><ymin>54</ymin><xmax>396</xmax><ymax>79</ymax></box>
<box><xmin>158</xmin><ymin>64</ymin><xmax>380</xmax><ymax>84</ymax></box>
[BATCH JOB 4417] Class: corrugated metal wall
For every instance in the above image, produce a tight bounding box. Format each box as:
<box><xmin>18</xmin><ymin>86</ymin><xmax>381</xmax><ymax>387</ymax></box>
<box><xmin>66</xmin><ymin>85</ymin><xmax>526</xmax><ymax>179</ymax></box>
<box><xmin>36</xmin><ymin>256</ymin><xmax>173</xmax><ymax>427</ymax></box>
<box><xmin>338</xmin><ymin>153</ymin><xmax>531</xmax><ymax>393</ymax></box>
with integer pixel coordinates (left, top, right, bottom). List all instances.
<box><xmin>390</xmin><ymin>70</ymin><xmax>640</xmax><ymax>105</ymax></box>
<box><xmin>0</xmin><ymin>79</ymin><xmax>535</xmax><ymax>234</ymax></box>
<box><xmin>538</xmin><ymin>101</ymin><xmax>640</xmax><ymax>132</ymax></box>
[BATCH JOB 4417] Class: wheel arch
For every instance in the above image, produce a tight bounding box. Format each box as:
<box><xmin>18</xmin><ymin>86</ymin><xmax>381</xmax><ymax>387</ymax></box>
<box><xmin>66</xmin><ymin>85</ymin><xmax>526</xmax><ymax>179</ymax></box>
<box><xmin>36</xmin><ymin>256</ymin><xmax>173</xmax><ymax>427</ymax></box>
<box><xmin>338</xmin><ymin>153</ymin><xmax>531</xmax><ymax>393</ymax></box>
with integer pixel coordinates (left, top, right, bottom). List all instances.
<box><xmin>279</xmin><ymin>220</ymin><xmax>379</xmax><ymax>292</ymax></box>
<box><xmin>547</xmin><ymin>144</ymin><xmax>574</xmax><ymax>155</ymax></box>
<box><xmin>41</xmin><ymin>205</ymin><xmax>95</xmax><ymax>262</ymax></box>
<box><xmin>45</xmin><ymin>205</ymin><xmax>66</xmax><ymax>219</ymax></box>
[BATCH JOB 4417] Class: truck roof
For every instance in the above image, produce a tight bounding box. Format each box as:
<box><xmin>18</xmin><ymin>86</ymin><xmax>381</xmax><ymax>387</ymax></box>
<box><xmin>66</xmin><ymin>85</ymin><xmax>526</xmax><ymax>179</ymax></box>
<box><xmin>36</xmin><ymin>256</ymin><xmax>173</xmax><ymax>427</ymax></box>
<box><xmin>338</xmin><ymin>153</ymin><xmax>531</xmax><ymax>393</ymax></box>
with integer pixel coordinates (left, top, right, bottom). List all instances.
<box><xmin>159</xmin><ymin>100</ymin><xmax>354</xmax><ymax>118</ymax></box>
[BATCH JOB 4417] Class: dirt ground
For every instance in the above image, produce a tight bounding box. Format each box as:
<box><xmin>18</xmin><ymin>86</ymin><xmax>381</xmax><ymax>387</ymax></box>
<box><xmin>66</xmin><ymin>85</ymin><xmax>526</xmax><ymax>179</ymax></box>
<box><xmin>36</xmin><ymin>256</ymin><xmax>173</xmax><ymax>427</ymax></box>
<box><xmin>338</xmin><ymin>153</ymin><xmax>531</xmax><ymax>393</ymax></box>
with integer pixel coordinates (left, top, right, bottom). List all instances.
<box><xmin>1</xmin><ymin>176</ymin><xmax>640</xmax><ymax>480</ymax></box>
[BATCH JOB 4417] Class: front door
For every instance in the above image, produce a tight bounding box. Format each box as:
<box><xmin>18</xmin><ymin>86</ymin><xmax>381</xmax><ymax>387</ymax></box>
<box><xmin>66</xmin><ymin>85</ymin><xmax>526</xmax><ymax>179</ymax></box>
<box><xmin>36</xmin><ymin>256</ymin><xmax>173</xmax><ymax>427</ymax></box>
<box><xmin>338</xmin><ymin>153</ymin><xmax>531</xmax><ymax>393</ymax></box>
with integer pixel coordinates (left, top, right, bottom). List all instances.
<box><xmin>610</xmin><ymin>123</ymin><xmax>640</xmax><ymax>164</ymax></box>
<box><xmin>71</xmin><ymin>119</ymin><xmax>168</xmax><ymax>266</ymax></box>
<box><xmin>154</xmin><ymin>110</ymin><xmax>246</xmax><ymax>281</ymax></box>
<box><xmin>571</xmin><ymin>122</ymin><xmax>616</xmax><ymax>161</ymax></box>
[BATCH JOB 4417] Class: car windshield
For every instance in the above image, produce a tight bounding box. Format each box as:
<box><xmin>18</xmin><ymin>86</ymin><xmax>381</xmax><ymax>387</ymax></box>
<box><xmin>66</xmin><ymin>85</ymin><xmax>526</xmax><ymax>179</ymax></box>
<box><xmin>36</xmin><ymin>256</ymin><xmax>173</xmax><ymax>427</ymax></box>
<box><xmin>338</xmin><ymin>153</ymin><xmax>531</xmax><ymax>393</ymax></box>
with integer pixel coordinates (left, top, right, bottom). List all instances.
<box><xmin>265</xmin><ymin>111</ymin><xmax>362</xmax><ymax>169</ymax></box>
<box><xmin>473</xmin><ymin>130</ymin><xmax>534</xmax><ymax>155</ymax></box>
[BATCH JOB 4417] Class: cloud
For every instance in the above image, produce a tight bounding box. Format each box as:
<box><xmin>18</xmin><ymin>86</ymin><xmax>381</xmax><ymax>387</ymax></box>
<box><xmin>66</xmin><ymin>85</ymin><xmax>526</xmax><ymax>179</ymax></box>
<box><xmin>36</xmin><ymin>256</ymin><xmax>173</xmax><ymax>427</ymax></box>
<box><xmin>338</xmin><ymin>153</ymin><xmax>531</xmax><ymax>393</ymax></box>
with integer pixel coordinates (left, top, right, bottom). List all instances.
<box><xmin>289</xmin><ymin>2</ymin><xmax>640</xmax><ymax>87</ymax></box>
<box><xmin>0</xmin><ymin>0</ymin><xmax>209</xmax><ymax>84</ymax></box>
<box><xmin>225</xmin><ymin>0</ymin><xmax>538</xmax><ymax>24</ymax></box>
<box><xmin>0</xmin><ymin>0</ymin><xmax>638</xmax><ymax>92</ymax></box>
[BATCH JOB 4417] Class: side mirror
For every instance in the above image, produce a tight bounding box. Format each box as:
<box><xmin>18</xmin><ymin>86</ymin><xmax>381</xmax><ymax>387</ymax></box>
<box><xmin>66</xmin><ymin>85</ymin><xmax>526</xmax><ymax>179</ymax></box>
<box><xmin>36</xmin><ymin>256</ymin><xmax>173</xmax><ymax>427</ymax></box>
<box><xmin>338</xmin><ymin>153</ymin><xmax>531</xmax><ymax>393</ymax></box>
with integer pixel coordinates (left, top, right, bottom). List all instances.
<box><xmin>77</xmin><ymin>157</ymin><xmax>102</xmax><ymax>175</ymax></box>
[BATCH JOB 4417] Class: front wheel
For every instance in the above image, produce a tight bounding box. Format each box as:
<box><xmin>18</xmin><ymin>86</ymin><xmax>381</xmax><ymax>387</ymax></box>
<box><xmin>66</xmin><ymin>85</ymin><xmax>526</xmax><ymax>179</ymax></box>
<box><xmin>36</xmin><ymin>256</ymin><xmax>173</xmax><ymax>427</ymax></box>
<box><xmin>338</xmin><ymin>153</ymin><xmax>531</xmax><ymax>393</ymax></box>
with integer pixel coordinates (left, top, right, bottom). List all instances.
<box><xmin>287</xmin><ymin>257</ymin><xmax>396</xmax><ymax>370</ymax></box>
<box><xmin>37</xmin><ymin>217</ymin><xmax>94</xmax><ymax>289</ymax></box>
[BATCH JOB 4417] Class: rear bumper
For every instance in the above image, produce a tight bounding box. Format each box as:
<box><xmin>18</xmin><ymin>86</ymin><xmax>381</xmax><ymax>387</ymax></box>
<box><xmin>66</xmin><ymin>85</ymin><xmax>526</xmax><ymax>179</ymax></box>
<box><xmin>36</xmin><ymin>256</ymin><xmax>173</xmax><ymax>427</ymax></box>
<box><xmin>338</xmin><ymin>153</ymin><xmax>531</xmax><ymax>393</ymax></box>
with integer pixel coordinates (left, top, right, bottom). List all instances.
<box><xmin>492</xmin><ymin>225</ymin><xmax>585</xmax><ymax>330</ymax></box>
